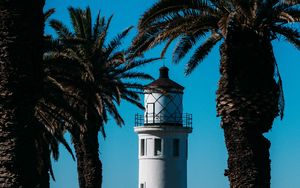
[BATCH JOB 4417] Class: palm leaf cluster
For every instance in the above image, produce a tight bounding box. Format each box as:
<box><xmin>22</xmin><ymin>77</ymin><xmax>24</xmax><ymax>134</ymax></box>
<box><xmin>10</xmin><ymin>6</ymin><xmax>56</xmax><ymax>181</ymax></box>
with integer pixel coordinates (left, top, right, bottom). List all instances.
<box><xmin>131</xmin><ymin>0</ymin><xmax>299</xmax><ymax>75</ymax></box>
<box><xmin>44</xmin><ymin>7</ymin><xmax>156</xmax><ymax>133</ymax></box>
<box><xmin>39</xmin><ymin>7</ymin><xmax>157</xmax><ymax>187</ymax></box>
<box><xmin>32</xmin><ymin>9</ymin><xmax>76</xmax><ymax>185</ymax></box>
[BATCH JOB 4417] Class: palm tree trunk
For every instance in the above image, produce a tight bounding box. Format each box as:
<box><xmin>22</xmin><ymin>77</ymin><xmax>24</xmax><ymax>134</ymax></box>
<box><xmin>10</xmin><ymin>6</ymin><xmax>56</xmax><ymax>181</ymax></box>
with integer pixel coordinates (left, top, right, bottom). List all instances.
<box><xmin>223</xmin><ymin>123</ymin><xmax>271</xmax><ymax>188</ymax></box>
<box><xmin>0</xmin><ymin>1</ymin><xmax>45</xmax><ymax>187</ymax></box>
<box><xmin>82</xmin><ymin>124</ymin><xmax>102</xmax><ymax>188</ymax></box>
<box><xmin>217</xmin><ymin>29</ymin><xmax>279</xmax><ymax>188</ymax></box>
<box><xmin>72</xmin><ymin>123</ymin><xmax>103</xmax><ymax>188</ymax></box>
<box><xmin>72</xmin><ymin>128</ymin><xmax>87</xmax><ymax>188</ymax></box>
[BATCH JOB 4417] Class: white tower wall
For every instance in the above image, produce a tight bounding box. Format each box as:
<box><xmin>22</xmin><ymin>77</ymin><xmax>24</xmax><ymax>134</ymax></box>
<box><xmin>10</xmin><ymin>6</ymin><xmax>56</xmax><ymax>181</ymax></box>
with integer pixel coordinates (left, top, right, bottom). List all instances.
<box><xmin>134</xmin><ymin>127</ymin><xmax>191</xmax><ymax>188</ymax></box>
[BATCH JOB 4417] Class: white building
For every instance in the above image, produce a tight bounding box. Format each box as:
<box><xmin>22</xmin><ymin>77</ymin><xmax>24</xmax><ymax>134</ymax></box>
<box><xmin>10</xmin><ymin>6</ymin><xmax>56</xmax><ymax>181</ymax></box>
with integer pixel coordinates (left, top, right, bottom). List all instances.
<box><xmin>134</xmin><ymin>66</ymin><xmax>192</xmax><ymax>188</ymax></box>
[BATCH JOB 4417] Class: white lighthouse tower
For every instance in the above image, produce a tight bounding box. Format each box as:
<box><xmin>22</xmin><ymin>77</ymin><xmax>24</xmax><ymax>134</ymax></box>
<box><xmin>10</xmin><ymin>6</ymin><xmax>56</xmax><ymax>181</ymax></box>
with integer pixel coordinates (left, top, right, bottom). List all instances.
<box><xmin>134</xmin><ymin>66</ymin><xmax>192</xmax><ymax>188</ymax></box>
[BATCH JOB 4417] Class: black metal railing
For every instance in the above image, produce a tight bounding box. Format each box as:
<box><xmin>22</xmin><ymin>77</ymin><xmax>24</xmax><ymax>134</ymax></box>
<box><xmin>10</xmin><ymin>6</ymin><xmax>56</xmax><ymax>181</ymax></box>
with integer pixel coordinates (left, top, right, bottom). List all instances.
<box><xmin>135</xmin><ymin>113</ymin><xmax>192</xmax><ymax>128</ymax></box>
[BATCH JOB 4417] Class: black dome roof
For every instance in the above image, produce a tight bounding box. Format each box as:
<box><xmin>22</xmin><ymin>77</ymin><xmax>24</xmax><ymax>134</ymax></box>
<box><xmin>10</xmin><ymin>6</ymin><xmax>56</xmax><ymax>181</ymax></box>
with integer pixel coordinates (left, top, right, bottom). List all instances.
<box><xmin>145</xmin><ymin>66</ymin><xmax>184</xmax><ymax>91</ymax></box>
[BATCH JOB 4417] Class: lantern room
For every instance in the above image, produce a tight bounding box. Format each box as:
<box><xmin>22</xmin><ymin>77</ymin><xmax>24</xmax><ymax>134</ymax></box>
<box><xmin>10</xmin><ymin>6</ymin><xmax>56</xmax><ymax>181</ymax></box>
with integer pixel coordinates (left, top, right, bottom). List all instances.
<box><xmin>143</xmin><ymin>66</ymin><xmax>186</xmax><ymax>125</ymax></box>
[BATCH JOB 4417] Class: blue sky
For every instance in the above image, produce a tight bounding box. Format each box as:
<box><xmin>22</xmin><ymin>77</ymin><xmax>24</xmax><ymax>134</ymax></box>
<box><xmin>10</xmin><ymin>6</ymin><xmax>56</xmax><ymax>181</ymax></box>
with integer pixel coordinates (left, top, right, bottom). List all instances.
<box><xmin>45</xmin><ymin>1</ymin><xmax>300</xmax><ymax>188</ymax></box>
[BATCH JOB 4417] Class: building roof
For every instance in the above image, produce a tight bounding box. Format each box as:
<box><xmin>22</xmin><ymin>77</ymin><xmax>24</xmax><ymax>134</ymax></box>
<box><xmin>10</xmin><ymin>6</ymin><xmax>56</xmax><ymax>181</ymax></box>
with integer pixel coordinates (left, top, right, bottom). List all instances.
<box><xmin>145</xmin><ymin>66</ymin><xmax>184</xmax><ymax>91</ymax></box>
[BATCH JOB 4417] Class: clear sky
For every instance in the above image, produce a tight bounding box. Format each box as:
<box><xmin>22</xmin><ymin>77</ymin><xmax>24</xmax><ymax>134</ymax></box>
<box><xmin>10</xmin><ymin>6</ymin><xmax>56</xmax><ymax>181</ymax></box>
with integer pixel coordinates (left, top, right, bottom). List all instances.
<box><xmin>44</xmin><ymin>1</ymin><xmax>300</xmax><ymax>188</ymax></box>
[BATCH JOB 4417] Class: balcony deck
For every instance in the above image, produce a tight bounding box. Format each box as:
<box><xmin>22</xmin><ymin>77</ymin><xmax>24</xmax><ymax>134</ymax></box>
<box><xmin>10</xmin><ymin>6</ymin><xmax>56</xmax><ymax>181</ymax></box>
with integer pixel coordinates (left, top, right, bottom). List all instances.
<box><xmin>135</xmin><ymin>113</ymin><xmax>192</xmax><ymax>128</ymax></box>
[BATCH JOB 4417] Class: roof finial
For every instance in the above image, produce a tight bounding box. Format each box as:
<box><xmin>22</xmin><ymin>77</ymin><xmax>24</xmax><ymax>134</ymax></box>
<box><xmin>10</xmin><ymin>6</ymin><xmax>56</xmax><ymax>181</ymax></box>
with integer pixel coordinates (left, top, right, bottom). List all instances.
<box><xmin>159</xmin><ymin>66</ymin><xmax>169</xmax><ymax>78</ymax></box>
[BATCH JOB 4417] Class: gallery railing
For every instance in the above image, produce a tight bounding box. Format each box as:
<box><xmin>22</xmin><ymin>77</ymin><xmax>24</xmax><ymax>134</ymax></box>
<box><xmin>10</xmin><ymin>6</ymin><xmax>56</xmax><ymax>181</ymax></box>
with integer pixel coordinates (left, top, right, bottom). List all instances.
<box><xmin>135</xmin><ymin>113</ymin><xmax>192</xmax><ymax>128</ymax></box>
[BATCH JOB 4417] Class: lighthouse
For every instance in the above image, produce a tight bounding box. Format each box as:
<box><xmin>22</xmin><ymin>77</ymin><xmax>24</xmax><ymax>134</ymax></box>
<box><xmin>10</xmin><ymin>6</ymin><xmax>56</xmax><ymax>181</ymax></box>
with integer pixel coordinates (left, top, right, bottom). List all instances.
<box><xmin>134</xmin><ymin>66</ymin><xmax>192</xmax><ymax>188</ymax></box>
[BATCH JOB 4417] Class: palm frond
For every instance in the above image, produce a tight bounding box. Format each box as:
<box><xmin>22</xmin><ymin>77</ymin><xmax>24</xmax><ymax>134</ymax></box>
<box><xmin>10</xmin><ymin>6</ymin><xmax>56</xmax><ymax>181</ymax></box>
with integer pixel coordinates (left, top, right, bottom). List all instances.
<box><xmin>129</xmin><ymin>27</ymin><xmax>162</xmax><ymax>57</ymax></box>
<box><xmin>230</xmin><ymin>0</ymin><xmax>257</xmax><ymax>18</ymax></box>
<box><xmin>278</xmin><ymin>11</ymin><xmax>296</xmax><ymax>22</ymax></box>
<box><xmin>119</xmin><ymin>72</ymin><xmax>154</xmax><ymax>80</ymax></box>
<box><xmin>273</xmin><ymin>25</ymin><xmax>300</xmax><ymax>49</ymax></box>
<box><xmin>68</xmin><ymin>7</ymin><xmax>86</xmax><ymax>38</ymax></box>
<box><xmin>120</xmin><ymin>89</ymin><xmax>141</xmax><ymax>100</ymax></box>
<box><xmin>282</xmin><ymin>0</ymin><xmax>300</xmax><ymax>6</ymax></box>
<box><xmin>145</xmin><ymin>14</ymin><xmax>206</xmax><ymax>47</ymax></box>
<box><xmin>44</xmin><ymin>8</ymin><xmax>55</xmax><ymax>21</ymax></box>
<box><xmin>92</xmin><ymin>11</ymin><xmax>106</xmax><ymax>40</ymax></box>
<box><xmin>56</xmin><ymin>135</ymin><xmax>75</xmax><ymax>160</ymax></box>
<box><xmin>49</xmin><ymin>136</ymin><xmax>59</xmax><ymax>160</ymax></box>
<box><xmin>139</xmin><ymin>0</ymin><xmax>215</xmax><ymax>29</ymax></box>
<box><xmin>125</xmin><ymin>58</ymin><xmax>160</xmax><ymax>71</ymax></box>
<box><xmin>103</xmin><ymin>96</ymin><xmax>124</xmax><ymax>126</ymax></box>
<box><xmin>274</xmin><ymin>60</ymin><xmax>285</xmax><ymax>119</ymax></box>
<box><xmin>44</xmin><ymin>37</ymin><xmax>61</xmax><ymax>52</ymax></box>
<box><xmin>108</xmin><ymin>84</ymin><xmax>122</xmax><ymax>105</ymax></box>
<box><xmin>83</xmin><ymin>7</ymin><xmax>92</xmax><ymax>40</ymax></box>
<box><xmin>94</xmin><ymin>93</ymin><xmax>104</xmax><ymax>118</ymax></box>
<box><xmin>105</xmin><ymin>26</ymin><xmax>133</xmax><ymax>57</ymax></box>
<box><xmin>121</xmin><ymin>95</ymin><xmax>144</xmax><ymax>110</ymax></box>
<box><xmin>284</xmin><ymin>7</ymin><xmax>300</xmax><ymax>22</ymax></box>
<box><xmin>173</xmin><ymin>30</ymin><xmax>207</xmax><ymax>64</ymax></box>
<box><xmin>185</xmin><ymin>33</ymin><xmax>222</xmax><ymax>75</ymax></box>
<box><xmin>122</xmin><ymin>83</ymin><xmax>146</xmax><ymax>90</ymax></box>
<box><xmin>49</xmin><ymin>159</ymin><xmax>55</xmax><ymax>181</ymax></box>
<box><xmin>264</xmin><ymin>0</ymin><xmax>281</xmax><ymax>8</ymax></box>
<box><xmin>132</xmin><ymin>8</ymin><xmax>218</xmax><ymax>58</ymax></box>
<box><xmin>49</xmin><ymin>20</ymin><xmax>73</xmax><ymax>39</ymax></box>
<box><xmin>107</xmin><ymin>52</ymin><xmax>126</xmax><ymax>68</ymax></box>
<box><xmin>93</xmin><ymin>15</ymin><xmax>113</xmax><ymax>53</ymax></box>
<box><xmin>160</xmin><ymin>37</ymin><xmax>175</xmax><ymax>58</ymax></box>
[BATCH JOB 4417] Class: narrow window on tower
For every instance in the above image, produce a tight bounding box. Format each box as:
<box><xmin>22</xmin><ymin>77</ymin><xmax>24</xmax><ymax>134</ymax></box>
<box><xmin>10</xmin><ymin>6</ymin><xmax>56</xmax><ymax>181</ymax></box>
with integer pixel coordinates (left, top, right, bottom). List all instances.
<box><xmin>173</xmin><ymin>139</ymin><xmax>180</xmax><ymax>157</ymax></box>
<box><xmin>141</xmin><ymin>139</ymin><xmax>145</xmax><ymax>156</ymax></box>
<box><xmin>154</xmin><ymin>138</ymin><xmax>162</xmax><ymax>156</ymax></box>
<box><xmin>140</xmin><ymin>183</ymin><xmax>145</xmax><ymax>188</ymax></box>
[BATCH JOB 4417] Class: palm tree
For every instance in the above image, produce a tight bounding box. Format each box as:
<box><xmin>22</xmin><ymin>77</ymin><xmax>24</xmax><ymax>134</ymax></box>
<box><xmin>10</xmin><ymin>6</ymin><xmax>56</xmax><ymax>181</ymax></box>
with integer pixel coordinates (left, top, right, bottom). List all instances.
<box><xmin>131</xmin><ymin>0</ymin><xmax>299</xmax><ymax>187</ymax></box>
<box><xmin>20</xmin><ymin>9</ymin><xmax>78</xmax><ymax>188</ymax></box>
<box><xmin>0</xmin><ymin>1</ymin><xmax>45</xmax><ymax>187</ymax></box>
<box><xmin>45</xmin><ymin>7</ymin><xmax>157</xmax><ymax>188</ymax></box>
<box><xmin>34</xmin><ymin>70</ymin><xmax>77</xmax><ymax>188</ymax></box>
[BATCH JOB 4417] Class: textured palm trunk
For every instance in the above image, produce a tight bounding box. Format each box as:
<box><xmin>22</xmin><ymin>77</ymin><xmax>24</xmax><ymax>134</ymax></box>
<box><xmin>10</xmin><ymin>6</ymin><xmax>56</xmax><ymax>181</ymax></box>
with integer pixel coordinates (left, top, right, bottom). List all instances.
<box><xmin>217</xmin><ymin>29</ymin><xmax>279</xmax><ymax>188</ymax></box>
<box><xmin>72</xmin><ymin>122</ymin><xmax>103</xmax><ymax>188</ymax></box>
<box><xmin>72</xmin><ymin>128</ymin><xmax>87</xmax><ymax>188</ymax></box>
<box><xmin>0</xmin><ymin>1</ymin><xmax>45</xmax><ymax>187</ymax></box>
